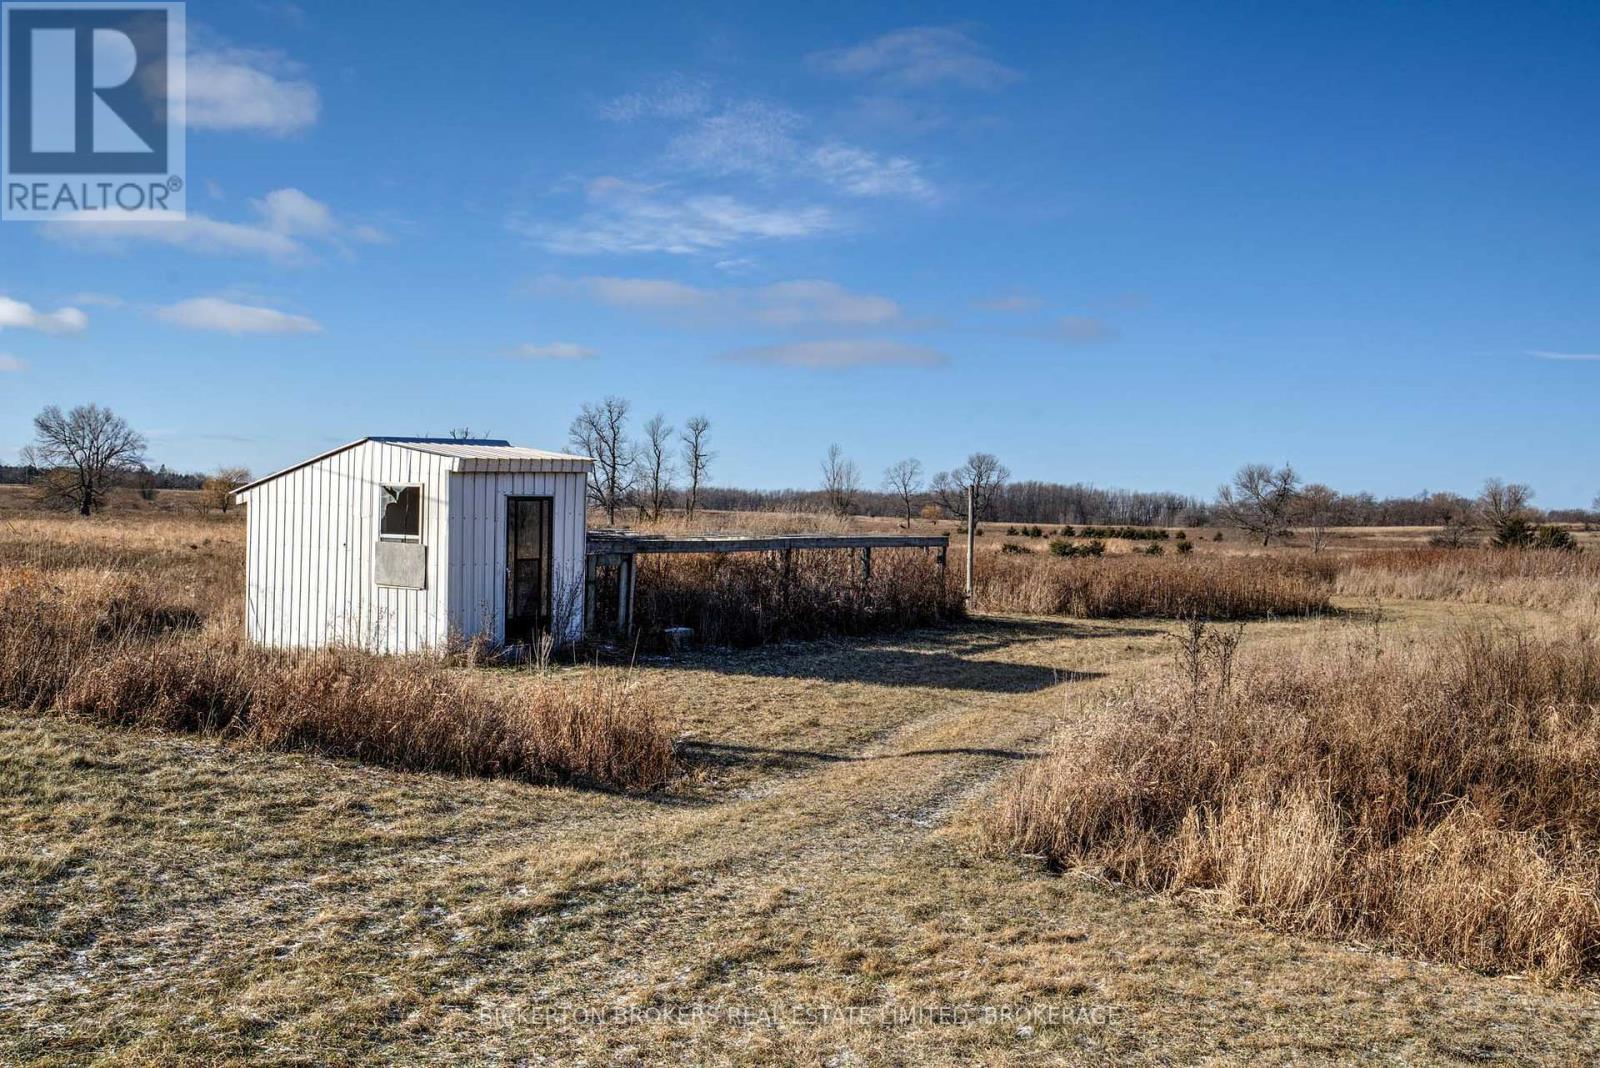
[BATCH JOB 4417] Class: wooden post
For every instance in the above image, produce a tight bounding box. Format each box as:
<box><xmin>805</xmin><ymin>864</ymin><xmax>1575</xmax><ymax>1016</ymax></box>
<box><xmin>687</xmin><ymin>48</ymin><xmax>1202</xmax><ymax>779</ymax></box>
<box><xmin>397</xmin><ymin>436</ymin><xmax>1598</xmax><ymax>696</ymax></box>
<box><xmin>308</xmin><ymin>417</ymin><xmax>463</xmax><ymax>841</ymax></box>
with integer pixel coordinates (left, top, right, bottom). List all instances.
<box><xmin>965</xmin><ymin>484</ymin><xmax>976</xmax><ymax>606</ymax></box>
<box><xmin>860</xmin><ymin>546</ymin><xmax>872</xmax><ymax>584</ymax></box>
<box><xmin>584</xmin><ymin>554</ymin><xmax>598</xmax><ymax>633</ymax></box>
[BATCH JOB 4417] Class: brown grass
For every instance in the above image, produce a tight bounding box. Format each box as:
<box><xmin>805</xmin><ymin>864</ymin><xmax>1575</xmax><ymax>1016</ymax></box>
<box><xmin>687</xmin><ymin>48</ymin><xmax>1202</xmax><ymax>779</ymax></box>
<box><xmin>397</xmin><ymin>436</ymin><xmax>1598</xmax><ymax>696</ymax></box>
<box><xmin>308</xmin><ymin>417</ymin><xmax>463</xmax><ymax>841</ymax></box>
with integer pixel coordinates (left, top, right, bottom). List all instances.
<box><xmin>633</xmin><ymin>546</ymin><xmax>963</xmax><ymax>647</ymax></box>
<box><xmin>993</xmin><ymin>623</ymin><xmax>1600</xmax><ymax>981</ymax></box>
<box><xmin>1338</xmin><ymin>547</ymin><xmax>1600</xmax><ymax>622</ymax></box>
<box><xmin>974</xmin><ymin>552</ymin><xmax>1335</xmax><ymax>620</ymax></box>
<box><xmin>0</xmin><ymin>568</ymin><xmax>673</xmax><ymax>791</ymax></box>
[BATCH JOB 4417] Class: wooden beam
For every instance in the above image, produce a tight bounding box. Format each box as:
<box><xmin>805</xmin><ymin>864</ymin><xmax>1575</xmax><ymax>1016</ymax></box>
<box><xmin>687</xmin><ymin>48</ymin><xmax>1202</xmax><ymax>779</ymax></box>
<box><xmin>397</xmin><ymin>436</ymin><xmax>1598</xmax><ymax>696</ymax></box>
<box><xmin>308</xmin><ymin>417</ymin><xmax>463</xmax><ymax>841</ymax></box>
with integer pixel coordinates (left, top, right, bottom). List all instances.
<box><xmin>586</xmin><ymin>532</ymin><xmax>948</xmax><ymax>556</ymax></box>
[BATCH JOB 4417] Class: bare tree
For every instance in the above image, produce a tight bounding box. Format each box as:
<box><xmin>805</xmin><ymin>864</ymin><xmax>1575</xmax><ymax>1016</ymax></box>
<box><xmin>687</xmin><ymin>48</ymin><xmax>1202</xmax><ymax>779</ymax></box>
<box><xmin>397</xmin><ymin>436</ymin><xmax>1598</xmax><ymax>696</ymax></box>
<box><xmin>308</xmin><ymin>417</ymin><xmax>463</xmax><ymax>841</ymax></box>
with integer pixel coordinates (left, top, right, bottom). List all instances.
<box><xmin>1479</xmin><ymin>478</ymin><xmax>1535</xmax><ymax>548</ymax></box>
<box><xmin>569</xmin><ymin>396</ymin><xmax>637</xmax><ymax>525</ymax></box>
<box><xmin>1215</xmin><ymin>463</ymin><xmax>1301</xmax><ymax>547</ymax></box>
<box><xmin>882</xmin><ymin>458</ymin><xmax>925</xmax><ymax>529</ymax></box>
<box><xmin>201</xmin><ymin>466</ymin><xmax>253</xmax><ymax>514</ymax></box>
<box><xmin>638</xmin><ymin>413</ymin><xmax>675</xmax><ymax>522</ymax></box>
<box><xmin>447</xmin><ymin>427</ymin><xmax>489</xmax><ymax>440</ymax></box>
<box><xmin>1296</xmin><ymin>483</ymin><xmax>1342</xmax><ymax>553</ymax></box>
<box><xmin>931</xmin><ymin>452</ymin><xmax>1010</xmax><ymax>525</ymax></box>
<box><xmin>820</xmin><ymin>444</ymin><xmax>861</xmax><ymax>518</ymax></box>
<box><xmin>22</xmin><ymin>404</ymin><xmax>147</xmax><ymax>516</ymax></box>
<box><xmin>680</xmin><ymin>415</ymin><xmax>713</xmax><ymax>520</ymax></box>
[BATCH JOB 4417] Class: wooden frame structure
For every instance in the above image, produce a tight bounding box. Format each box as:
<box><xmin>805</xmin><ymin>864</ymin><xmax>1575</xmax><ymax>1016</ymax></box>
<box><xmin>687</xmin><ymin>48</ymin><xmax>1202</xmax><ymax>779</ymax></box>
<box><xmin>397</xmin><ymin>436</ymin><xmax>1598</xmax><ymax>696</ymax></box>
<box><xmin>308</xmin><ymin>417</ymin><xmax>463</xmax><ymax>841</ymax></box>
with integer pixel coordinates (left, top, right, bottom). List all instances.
<box><xmin>584</xmin><ymin>531</ymin><xmax>950</xmax><ymax>635</ymax></box>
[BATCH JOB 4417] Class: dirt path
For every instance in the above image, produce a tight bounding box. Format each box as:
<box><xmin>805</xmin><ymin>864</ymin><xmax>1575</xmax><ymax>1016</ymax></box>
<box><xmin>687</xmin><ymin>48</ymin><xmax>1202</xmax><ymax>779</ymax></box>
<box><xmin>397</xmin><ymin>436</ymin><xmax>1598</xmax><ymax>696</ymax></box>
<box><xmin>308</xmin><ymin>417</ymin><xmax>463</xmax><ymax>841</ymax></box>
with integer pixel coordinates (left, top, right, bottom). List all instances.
<box><xmin>5</xmin><ymin>610</ymin><xmax>1599</xmax><ymax>1065</ymax></box>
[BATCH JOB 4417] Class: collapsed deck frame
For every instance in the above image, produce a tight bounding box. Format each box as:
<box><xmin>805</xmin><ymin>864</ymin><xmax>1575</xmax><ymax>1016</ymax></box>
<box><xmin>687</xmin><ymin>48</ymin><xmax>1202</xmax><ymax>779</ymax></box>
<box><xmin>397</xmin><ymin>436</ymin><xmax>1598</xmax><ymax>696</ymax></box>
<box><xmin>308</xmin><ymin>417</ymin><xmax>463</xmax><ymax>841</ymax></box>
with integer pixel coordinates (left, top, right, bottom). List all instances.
<box><xmin>583</xmin><ymin>531</ymin><xmax>950</xmax><ymax>635</ymax></box>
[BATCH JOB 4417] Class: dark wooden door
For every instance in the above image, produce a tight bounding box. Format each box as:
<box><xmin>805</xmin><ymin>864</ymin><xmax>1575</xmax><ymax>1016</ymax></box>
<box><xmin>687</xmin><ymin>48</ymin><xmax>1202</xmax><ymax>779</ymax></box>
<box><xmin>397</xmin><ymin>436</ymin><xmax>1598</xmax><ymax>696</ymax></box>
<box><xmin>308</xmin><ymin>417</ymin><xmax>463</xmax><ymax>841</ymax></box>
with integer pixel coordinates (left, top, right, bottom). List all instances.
<box><xmin>505</xmin><ymin>496</ymin><xmax>553</xmax><ymax>645</ymax></box>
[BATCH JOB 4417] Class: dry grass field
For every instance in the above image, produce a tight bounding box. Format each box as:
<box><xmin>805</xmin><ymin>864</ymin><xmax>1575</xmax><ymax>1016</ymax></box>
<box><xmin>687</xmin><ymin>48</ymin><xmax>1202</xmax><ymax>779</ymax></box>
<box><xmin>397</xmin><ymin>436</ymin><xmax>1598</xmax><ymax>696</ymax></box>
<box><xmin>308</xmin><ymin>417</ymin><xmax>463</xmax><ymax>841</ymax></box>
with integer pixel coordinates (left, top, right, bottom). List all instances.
<box><xmin>4</xmin><ymin>490</ymin><xmax>1600</xmax><ymax>1064</ymax></box>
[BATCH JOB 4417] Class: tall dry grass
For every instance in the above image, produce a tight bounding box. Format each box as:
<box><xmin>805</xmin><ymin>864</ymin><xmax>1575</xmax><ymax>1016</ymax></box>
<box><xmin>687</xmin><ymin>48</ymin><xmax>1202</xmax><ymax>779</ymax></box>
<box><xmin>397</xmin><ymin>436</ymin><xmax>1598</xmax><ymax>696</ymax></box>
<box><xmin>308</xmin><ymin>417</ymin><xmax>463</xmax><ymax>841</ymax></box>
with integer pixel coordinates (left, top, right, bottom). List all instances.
<box><xmin>993</xmin><ymin>623</ymin><xmax>1600</xmax><ymax>981</ymax></box>
<box><xmin>1338</xmin><ymin>548</ymin><xmax>1600</xmax><ymax>623</ymax></box>
<box><xmin>633</xmin><ymin>547</ymin><xmax>962</xmax><ymax>647</ymax></box>
<box><xmin>0</xmin><ymin>569</ymin><xmax>673</xmax><ymax>791</ymax></box>
<box><xmin>974</xmin><ymin>553</ymin><xmax>1335</xmax><ymax>620</ymax></box>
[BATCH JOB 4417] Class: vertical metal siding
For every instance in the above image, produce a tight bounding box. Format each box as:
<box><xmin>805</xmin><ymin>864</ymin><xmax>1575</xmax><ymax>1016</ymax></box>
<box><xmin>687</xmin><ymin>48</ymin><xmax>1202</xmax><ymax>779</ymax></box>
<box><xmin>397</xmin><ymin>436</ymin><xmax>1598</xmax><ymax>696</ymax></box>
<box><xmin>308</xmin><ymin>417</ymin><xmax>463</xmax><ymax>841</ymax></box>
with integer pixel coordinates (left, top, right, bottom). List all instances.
<box><xmin>446</xmin><ymin>469</ymin><xmax>588</xmax><ymax>644</ymax></box>
<box><xmin>241</xmin><ymin>441</ymin><xmax>456</xmax><ymax>654</ymax></box>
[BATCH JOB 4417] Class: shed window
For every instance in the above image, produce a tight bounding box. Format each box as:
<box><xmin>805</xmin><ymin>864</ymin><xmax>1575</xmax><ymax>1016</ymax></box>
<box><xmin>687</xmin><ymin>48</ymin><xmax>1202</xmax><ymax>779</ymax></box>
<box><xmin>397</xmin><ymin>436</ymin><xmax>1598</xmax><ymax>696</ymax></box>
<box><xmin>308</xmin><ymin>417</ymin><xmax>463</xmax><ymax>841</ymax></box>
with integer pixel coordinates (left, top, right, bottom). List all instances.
<box><xmin>380</xmin><ymin>485</ymin><xmax>422</xmax><ymax>540</ymax></box>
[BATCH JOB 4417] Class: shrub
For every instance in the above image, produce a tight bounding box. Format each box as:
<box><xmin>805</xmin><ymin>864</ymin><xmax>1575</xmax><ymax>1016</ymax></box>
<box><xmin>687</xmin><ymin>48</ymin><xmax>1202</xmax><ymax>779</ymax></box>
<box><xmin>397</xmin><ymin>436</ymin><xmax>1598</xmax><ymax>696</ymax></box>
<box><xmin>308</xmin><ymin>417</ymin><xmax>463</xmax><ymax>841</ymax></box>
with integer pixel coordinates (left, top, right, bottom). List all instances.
<box><xmin>1077</xmin><ymin>526</ymin><xmax>1170</xmax><ymax>541</ymax></box>
<box><xmin>1174</xmin><ymin>530</ymin><xmax>1187</xmax><ymax>540</ymax></box>
<box><xmin>1143</xmin><ymin>543</ymin><xmax>1165</xmax><ymax>556</ymax></box>
<box><xmin>1534</xmin><ymin>525</ymin><xmax>1578</xmax><ymax>551</ymax></box>
<box><xmin>1006</xmin><ymin>526</ymin><xmax>1019</xmax><ymax>536</ymax></box>
<box><xmin>992</xmin><ymin>626</ymin><xmax>1600</xmax><ymax>981</ymax></box>
<box><xmin>999</xmin><ymin>542</ymin><xmax>1031</xmax><ymax>555</ymax></box>
<box><xmin>632</xmin><ymin>547</ymin><xmax>962</xmax><ymax>648</ymax></box>
<box><xmin>1176</xmin><ymin>540</ymin><xmax>1195</xmax><ymax>555</ymax></box>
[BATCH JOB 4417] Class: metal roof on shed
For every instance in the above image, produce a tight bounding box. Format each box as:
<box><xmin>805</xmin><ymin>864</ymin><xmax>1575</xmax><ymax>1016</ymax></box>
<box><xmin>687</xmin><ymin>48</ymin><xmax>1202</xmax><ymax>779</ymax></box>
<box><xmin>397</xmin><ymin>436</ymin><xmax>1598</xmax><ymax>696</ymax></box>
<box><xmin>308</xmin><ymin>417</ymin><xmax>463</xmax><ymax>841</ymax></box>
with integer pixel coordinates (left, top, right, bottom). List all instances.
<box><xmin>234</xmin><ymin>437</ymin><xmax>593</xmax><ymax>496</ymax></box>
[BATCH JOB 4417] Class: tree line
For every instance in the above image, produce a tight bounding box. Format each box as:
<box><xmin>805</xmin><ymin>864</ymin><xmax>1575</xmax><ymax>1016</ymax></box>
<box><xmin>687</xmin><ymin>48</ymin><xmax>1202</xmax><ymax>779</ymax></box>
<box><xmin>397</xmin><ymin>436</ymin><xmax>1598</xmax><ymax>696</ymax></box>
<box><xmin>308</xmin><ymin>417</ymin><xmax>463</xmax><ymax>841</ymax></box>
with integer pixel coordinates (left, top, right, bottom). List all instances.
<box><xmin>11</xmin><ymin>400</ymin><xmax>1600</xmax><ymax>538</ymax></box>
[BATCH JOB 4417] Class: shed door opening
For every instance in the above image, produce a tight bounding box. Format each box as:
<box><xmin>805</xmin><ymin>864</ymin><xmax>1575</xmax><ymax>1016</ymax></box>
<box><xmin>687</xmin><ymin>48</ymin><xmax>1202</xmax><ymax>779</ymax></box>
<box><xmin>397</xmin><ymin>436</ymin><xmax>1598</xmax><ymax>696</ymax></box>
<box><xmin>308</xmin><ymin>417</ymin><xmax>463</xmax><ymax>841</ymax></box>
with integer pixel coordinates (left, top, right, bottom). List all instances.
<box><xmin>505</xmin><ymin>496</ymin><xmax>553</xmax><ymax>645</ymax></box>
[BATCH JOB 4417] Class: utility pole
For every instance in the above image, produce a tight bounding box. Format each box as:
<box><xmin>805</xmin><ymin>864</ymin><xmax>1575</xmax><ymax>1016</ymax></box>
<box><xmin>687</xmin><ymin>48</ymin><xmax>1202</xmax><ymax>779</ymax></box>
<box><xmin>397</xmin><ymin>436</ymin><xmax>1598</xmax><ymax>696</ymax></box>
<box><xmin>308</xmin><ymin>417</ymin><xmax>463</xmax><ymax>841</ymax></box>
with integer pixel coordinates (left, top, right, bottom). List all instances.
<box><xmin>965</xmin><ymin>483</ymin><xmax>975</xmax><ymax>606</ymax></box>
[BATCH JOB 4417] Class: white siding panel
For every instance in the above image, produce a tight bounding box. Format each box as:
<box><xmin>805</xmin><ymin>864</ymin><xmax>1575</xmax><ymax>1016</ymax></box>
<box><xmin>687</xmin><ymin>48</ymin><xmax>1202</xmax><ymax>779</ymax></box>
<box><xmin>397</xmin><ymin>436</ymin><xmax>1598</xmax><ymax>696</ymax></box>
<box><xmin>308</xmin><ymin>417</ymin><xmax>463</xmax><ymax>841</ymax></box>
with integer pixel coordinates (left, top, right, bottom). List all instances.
<box><xmin>241</xmin><ymin>440</ymin><xmax>454</xmax><ymax>654</ymax></box>
<box><xmin>446</xmin><ymin>469</ymin><xmax>588</xmax><ymax>644</ymax></box>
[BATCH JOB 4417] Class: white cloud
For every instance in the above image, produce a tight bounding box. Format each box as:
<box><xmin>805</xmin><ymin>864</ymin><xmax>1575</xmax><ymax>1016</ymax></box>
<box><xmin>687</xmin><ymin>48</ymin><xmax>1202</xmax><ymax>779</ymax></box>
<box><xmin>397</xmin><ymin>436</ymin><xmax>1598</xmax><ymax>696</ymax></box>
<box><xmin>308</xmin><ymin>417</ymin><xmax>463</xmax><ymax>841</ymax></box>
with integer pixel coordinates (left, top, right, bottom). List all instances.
<box><xmin>516</xmin><ymin>182</ymin><xmax>836</xmax><ymax>256</ymax></box>
<box><xmin>187</xmin><ymin>47</ymin><xmax>319</xmax><ymax>135</ymax></box>
<box><xmin>155</xmin><ymin>297</ymin><xmax>322</xmax><ymax>335</ymax></box>
<box><xmin>514</xmin><ymin>342</ymin><xmax>597</xmax><ymax>360</ymax></box>
<box><xmin>537</xmin><ymin>275</ymin><xmax>904</xmax><ymax>328</ymax></box>
<box><xmin>254</xmin><ymin>187</ymin><xmax>335</xmax><ymax>236</ymax></box>
<box><xmin>600</xmin><ymin>74</ymin><xmax>713</xmax><ymax>122</ymax></box>
<box><xmin>0</xmin><ymin>353</ymin><xmax>26</xmax><ymax>372</ymax></box>
<box><xmin>809</xmin><ymin>27</ymin><xmax>1020</xmax><ymax>91</ymax></box>
<box><xmin>1528</xmin><ymin>350</ymin><xmax>1600</xmax><ymax>362</ymax></box>
<box><xmin>722</xmin><ymin>339</ymin><xmax>948</xmax><ymax>369</ymax></box>
<box><xmin>0</xmin><ymin>295</ymin><xmax>87</xmax><ymax>334</ymax></box>
<box><xmin>667</xmin><ymin>101</ymin><xmax>806</xmax><ymax>177</ymax></box>
<box><xmin>43</xmin><ymin>189</ymin><xmax>383</xmax><ymax>260</ymax></box>
<box><xmin>809</xmin><ymin>144</ymin><xmax>934</xmax><ymax>201</ymax></box>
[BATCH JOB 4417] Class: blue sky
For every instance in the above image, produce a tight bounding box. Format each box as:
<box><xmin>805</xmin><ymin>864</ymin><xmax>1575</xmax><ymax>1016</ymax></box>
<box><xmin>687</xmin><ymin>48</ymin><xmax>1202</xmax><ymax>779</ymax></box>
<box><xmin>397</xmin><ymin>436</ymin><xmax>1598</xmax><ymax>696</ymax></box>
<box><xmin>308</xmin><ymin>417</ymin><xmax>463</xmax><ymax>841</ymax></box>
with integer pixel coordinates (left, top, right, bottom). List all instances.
<box><xmin>2</xmin><ymin>1</ymin><xmax>1597</xmax><ymax>505</ymax></box>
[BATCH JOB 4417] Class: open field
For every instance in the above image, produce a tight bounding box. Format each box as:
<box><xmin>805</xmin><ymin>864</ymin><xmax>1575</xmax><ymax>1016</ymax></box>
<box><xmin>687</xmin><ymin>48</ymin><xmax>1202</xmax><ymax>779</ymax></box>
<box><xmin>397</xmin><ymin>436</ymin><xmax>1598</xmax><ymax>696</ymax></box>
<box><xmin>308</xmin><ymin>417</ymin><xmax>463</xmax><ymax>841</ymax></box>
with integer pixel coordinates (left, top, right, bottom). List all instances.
<box><xmin>4</xmin><ymin>501</ymin><xmax>1600</xmax><ymax>1063</ymax></box>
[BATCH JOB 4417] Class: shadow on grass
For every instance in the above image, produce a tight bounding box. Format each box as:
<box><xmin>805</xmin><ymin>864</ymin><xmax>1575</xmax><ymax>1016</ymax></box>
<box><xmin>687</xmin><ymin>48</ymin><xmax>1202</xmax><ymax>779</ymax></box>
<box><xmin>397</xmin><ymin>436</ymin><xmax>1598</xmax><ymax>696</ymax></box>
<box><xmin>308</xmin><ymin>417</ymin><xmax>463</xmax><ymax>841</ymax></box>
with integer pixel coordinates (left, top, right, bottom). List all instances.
<box><xmin>634</xmin><ymin>616</ymin><xmax>1130</xmax><ymax>694</ymax></box>
<box><xmin>677</xmin><ymin>739</ymin><xmax>1044</xmax><ymax>776</ymax></box>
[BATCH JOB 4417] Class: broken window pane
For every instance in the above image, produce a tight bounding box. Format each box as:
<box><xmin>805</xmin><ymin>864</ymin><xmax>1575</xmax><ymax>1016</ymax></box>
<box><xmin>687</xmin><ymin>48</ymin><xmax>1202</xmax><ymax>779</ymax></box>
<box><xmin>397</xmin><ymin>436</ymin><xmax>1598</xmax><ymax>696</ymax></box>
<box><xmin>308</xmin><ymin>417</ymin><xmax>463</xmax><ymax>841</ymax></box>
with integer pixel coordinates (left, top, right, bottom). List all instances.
<box><xmin>380</xmin><ymin>485</ymin><xmax>421</xmax><ymax>538</ymax></box>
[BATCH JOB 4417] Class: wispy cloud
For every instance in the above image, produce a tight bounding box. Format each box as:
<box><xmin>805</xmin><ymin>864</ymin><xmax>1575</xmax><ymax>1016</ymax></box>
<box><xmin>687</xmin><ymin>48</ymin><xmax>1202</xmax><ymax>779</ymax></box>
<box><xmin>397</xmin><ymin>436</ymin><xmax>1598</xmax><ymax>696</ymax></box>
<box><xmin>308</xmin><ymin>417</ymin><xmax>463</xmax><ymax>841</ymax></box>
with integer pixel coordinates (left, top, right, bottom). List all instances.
<box><xmin>599</xmin><ymin>74</ymin><xmax>712</xmax><ymax>122</ymax></box>
<box><xmin>0</xmin><ymin>295</ymin><xmax>87</xmax><ymax>334</ymax></box>
<box><xmin>721</xmin><ymin>339</ymin><xmax>948</xmax><ymax>369</ymax></box>
<box><xmin>532</xmin><ymin>275</ymin><xmax>904</xmax><ymax>328</ymax></box>
<box><xmin>44</xmin><ymin>188</ymin><xmax>384</xmax><ymax>261</ymax></box>
<box><xmin>1528</xmin><ymin>350</ymin><xmax>1600</xmax><ymax>362</ymax></box>
<box><xmin>605</xmin><ymin>87</ymin><xmax>937</xmax><ymax>203</ymax></box>
<box><xmin>1050</xmin><ymin>315</ymin><xmax>1115</xmax><ymax>344</ymax></box>
<box><xmin>155</xmin><ymin>297</ymin><xmax>323</xmax><ymax>335</ymax></box>
<box><xmin>64</xmin><ymin>291</ymin><xmax>125</xmax><ymax>308</ymax></box>
<box><xmin>513</xmin><ymin>179</ymin><xmax>836</xmax><ymax>256</ymax></box>
<box><xmin>0</xmin><ymin>353</ymin><xmax>26</xmax><ymax>373</ymax></box>
<box><xmin>514</xmin><ymin>342</ymin><xmax>597</xmax><ymax>360</ymax></box>
<box><xmin>808</xmin><ymin>27</ymin><xmax>1020</xmax><ymax>91</ymax></box>
<box><xmin>809</xmin><ymin>144</ymin><xmax>934</xmax><ymax>201</ymax></box>
<box><xmin>187</xmin><ymin>46</ymin><xmax>319</xmax><ymax>135</ymax></box>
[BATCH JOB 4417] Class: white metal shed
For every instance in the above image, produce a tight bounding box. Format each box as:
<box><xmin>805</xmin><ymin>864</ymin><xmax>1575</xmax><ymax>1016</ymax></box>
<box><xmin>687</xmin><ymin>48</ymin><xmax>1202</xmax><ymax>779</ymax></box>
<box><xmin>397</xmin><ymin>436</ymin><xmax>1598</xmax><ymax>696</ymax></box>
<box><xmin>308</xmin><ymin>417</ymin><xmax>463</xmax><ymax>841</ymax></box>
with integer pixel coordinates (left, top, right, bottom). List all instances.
<box><xmin>234</xmin><ymin>437</ymin><xmax>593</xmax><ymax>653</ymax></box>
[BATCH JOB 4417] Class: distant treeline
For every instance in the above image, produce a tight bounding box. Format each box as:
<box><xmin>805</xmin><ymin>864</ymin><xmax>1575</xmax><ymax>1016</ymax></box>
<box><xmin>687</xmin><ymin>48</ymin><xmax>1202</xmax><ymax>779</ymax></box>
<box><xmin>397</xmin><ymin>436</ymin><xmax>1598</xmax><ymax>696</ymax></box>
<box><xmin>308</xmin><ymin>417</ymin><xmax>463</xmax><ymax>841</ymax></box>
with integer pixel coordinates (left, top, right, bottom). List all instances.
<box><xmin>0</xmin><ymin>464</ymin><xmax>207</xmax><ymax>491</ymax></box>
<box><xmin>696</xmin><ymin>483</ymin><xmax>1596</xmax><ymax>527</ymax></box>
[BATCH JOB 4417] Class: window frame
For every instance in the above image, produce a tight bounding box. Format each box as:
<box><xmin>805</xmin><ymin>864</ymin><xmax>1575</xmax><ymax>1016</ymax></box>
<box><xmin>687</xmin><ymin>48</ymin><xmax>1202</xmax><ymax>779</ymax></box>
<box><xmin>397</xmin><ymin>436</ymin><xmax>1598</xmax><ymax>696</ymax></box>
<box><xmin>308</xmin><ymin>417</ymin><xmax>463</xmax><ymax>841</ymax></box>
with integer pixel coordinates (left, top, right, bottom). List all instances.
<box><xmin>377</xmin><ymin>483</ymin><xmax>424</xmax><ymax>542</ymax></box>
